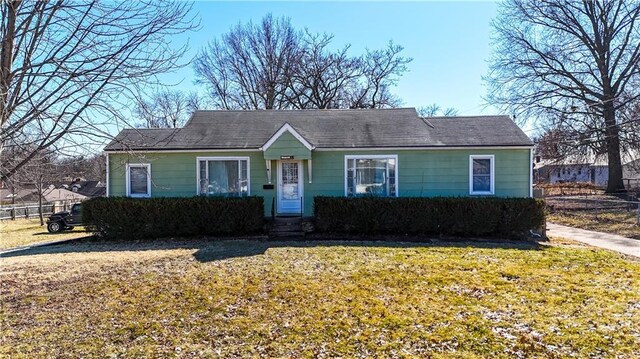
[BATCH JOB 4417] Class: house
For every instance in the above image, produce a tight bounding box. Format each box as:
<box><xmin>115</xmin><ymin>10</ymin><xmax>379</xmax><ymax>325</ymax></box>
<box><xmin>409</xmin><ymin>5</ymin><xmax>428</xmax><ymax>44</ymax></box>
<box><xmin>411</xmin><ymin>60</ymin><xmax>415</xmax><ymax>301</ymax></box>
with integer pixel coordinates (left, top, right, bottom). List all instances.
<box><xmin>534</xmin><ymin>158</ymin><xmax>608</xmax><ymax>186</ymax></box>
<box><xmin>104</xmin><ymin>108</ymin><xmax>533</xmax><ymax>216</ymax></box>
<box><xmin>42</xmin><ymin>187</ymin><xmax>88</xmax><ymax>203</ymax></box>
<box><xmin>0</xmin><ymin>188</ymin><xmax>40</xmax><ymax>205</ymax></box>
<box><xmin>534</xmin><ymin>151</ymin><xmax>640</xmax><ymax>188</ymax></box>
<box><xmin>0</xmin><ymin>186</ymin><xmax>86</xmax><ymax>211</ymax></box>
<box><xmin>69</xmin><ymin>179</ymin><xmax>106</xmax><ymax>197</ymax></box>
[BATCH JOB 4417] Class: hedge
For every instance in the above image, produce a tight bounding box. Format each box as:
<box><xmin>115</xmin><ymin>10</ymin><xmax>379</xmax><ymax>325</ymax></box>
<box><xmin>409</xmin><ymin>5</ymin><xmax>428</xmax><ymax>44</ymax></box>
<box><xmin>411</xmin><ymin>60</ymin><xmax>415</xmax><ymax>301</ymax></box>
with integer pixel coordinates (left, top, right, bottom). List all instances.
<box><xmin>83</xmin><ymin>196</ymin><xmax>264</xmax><ymax>240</ymax></box>
<box><xmin>314</xmin><ymin>197</ymin><xmax>545</xmax><ymax>238</ymax></box>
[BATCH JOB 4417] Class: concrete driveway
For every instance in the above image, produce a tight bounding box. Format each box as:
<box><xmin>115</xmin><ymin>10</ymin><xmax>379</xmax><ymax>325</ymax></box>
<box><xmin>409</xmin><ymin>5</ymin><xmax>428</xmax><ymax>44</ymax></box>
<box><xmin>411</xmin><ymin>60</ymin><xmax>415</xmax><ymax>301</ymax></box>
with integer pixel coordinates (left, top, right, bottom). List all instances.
<box><xmin>547</xmin><ymin>222</ymin><xmax>640</xmax><ymax>258</ymax></box>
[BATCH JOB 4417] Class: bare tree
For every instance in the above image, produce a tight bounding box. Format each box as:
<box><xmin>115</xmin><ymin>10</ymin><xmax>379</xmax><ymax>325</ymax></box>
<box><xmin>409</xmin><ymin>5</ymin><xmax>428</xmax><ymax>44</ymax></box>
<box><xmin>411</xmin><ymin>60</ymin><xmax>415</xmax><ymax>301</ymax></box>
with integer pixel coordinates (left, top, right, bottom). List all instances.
<box><xmin>346</xmin><ymin>42</ymin><xmax>412</xmax><ymax>109</ymax></box>
<box><xmin>486</xmin><ymin>0</ymin><xmax>640</xmax><ymax>193</ymax></box>
<box><xmin>285</xmin><ymin>32</ymin><xmax>362</xmax><ymax>109</ymax></box>
<box><xmin>194</xmin><ymin>14</ymin><xmax>412</xmax><ymax>110</ymax></box>
<box><xmin>534</xmin><ymin>125</ymin><xmax>585</xmax><ymax>160</ymax></box>
<box><xmin>194</xmin><ymin>14</ymin><xmax>302</xmax><ymax>110</ymax></box>
<box><xmin>135</xmin><ymin>90</ymin><xmax>202</xmax><ymax>128</ymax></box>
<box><xmin>417</xmin><ymin>104</ymin><xmax>459</xmax><ymax>117</ymax></box>
<box><xmin>15</xmin><ymin>150</ymin><xmax>57</xmax><ymax>225</ymax></box>
<box><xmin>56</xmin><ymin>154</ymin><xmax>106</xmax><ymax>182</ymax></box>
<box><xmin>0</xmin><ymin>1</ymin><xmax>197</xmax><ymax>182</ymax></box>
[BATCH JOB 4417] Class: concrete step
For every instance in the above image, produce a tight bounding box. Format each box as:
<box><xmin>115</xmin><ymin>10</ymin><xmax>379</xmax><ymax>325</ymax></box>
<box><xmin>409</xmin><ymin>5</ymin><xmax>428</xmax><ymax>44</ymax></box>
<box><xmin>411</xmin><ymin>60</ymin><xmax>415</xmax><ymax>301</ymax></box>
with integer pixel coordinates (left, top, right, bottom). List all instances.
<box><xmin>271</xmin><ymin>226</ymin><xmax>302</xmax><ymax>231</ymax></box>
<box><xmin>273</xmin><ymin>217</ymin><xmax>302</xmax><ymax>223</ymax></box>
<box><xmin>269</xmin><ymin>231</ymin><xmax>305</xmax><ymax>238</ymax></box>
<box><xmin>269</xmin><ymin>216</ymin><xmax>304</xmax><ymax>239</ymax></box>
<box><xmin>272</xmin><ymin>225</ymin><xmax>302</xmax><ymax>228</ymax></box>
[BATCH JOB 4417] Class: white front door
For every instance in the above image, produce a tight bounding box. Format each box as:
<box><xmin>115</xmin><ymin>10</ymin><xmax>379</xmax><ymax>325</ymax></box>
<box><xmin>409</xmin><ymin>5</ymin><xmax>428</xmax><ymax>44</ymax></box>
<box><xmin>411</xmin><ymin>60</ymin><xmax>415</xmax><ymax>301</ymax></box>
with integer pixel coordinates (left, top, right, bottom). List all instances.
<box><xmin>278</xmin><ymin>160</ymin><xmax>303</xmax><ymax>214</ymax></box>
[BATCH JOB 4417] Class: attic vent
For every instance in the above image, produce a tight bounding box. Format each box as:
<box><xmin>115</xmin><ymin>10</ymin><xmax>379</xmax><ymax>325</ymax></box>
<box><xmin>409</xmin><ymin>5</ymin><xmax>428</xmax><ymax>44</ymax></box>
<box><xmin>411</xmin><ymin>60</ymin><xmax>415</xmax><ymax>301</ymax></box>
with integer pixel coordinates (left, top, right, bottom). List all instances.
<box><xmin>420</xmin><ymin>117</ymin><xmax>435</xmax><ymax>128</ymax></box>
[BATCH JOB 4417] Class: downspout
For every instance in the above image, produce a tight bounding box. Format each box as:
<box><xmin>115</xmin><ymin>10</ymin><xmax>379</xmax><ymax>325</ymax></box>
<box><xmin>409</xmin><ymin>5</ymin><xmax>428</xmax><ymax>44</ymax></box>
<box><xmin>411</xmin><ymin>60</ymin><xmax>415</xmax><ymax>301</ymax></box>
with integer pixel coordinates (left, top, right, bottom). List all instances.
<box><xmin>105</xmin><ymin>152</ymin><xmax>109</xmax><ymax>197</ymax></box>
<box><xmin>529</xmin><ymin>147</ymin><xmax>533</xmax><ymax>198</ymax></box>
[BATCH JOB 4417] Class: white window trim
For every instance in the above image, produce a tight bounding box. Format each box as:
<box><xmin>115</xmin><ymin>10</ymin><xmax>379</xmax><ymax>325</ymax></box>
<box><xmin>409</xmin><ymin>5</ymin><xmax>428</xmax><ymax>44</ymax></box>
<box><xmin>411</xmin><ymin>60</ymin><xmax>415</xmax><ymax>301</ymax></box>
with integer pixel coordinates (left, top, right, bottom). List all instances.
<box><xmin>195</xmin><ymin>156</ymin><xmax>251</xmax><ymax>196</ymax></box>
<box><xmin>126</xmin><ymin>163</ymin><xmax>151</xmax><ymax>198</ymax></box>
<box><xmin>469</xmin><ymin>155</ymin><xmax>495</xmax><ymax>195</ymax></box>
<box><xmin>344</xmin><ymin>154</ymin><xmax>399</xmax><ymax>197</ymax></box>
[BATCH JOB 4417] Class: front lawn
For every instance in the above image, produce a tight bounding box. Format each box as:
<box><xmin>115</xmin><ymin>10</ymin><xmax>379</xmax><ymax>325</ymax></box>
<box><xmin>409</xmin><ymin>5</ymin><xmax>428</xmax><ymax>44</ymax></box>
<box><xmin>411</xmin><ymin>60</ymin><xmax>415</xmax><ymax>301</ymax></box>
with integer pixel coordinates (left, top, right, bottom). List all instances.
<box><xmin>1</xmin><ymin>238</ymin><xmax>639</xmax><ymax>358</ymax></box>
<box><xmin>0</xmin><ymin>219</ymin><xmax>89</xmax><ymax>250</ymax></box>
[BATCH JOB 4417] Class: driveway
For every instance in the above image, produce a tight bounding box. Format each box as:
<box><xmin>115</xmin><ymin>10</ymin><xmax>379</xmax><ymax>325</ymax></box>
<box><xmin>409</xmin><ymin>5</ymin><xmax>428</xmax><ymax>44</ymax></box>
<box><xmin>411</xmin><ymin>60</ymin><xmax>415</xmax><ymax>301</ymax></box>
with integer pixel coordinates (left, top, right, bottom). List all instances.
<box><xmin>547</xmin><ymin>222</ymin><xmax>640</xmax><ymax>258</ymax></box>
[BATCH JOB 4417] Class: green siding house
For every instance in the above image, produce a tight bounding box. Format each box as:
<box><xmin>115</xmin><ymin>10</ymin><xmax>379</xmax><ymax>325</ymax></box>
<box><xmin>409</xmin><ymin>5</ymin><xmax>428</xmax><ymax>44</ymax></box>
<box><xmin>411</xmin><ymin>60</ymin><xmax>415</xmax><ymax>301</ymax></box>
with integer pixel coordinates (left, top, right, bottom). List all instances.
<box><xmin>105</xmin><ymin>108</ymin><xmax>533</xmax><ymax>216</ymax></box>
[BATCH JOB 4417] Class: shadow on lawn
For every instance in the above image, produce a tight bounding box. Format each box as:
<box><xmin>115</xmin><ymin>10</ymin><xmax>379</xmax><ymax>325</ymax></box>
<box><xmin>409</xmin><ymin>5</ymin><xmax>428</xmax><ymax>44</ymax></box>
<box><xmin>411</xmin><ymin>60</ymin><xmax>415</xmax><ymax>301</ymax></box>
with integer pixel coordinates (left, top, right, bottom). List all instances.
<box><xmin>0</xmin><ymin>236</ymin><xmax>544</xmax><ymax>263</ymax></box>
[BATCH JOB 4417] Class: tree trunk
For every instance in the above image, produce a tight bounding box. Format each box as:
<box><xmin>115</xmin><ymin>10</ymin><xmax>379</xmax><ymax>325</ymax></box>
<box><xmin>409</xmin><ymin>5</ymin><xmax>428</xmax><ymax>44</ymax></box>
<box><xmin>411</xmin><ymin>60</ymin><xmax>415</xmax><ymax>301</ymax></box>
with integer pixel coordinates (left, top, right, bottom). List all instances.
<box><xmin>603</xmin><ymin>103</ymin><xmax>625</xmax><ymax>193</ymax></box>
<box><xmin>0</xmin><ymin>1</ymin><xmax>20</xmax><ymax>157</ymax></box>
<box><xmin>37</xmin><ymin>178</ymin><xmax>44</xmax><ymax>225</ymax></box>
<box><xmin>10</xmin><ymin>184</ymin><xmax>16</xmax><ymax>220</ymax></box>
<box><xmin>38</xmin><ymin>190</ymin><xmax>44</xmax><ymax>226</ymax></box>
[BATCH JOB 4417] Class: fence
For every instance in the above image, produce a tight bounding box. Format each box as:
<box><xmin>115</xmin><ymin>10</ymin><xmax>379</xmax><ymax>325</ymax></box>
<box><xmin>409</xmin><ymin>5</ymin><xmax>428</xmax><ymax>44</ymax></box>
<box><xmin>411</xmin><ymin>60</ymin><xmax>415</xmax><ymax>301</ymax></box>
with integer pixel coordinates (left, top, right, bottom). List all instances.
<box><xmin>546</xmin><ymin>194</ymin><xmax>640</xmax><ymax>226</ymax></box>
<box><xmin>0</xmin><ymin>200</ymin><xmax>81</xmax><ymax>221</ymax></box>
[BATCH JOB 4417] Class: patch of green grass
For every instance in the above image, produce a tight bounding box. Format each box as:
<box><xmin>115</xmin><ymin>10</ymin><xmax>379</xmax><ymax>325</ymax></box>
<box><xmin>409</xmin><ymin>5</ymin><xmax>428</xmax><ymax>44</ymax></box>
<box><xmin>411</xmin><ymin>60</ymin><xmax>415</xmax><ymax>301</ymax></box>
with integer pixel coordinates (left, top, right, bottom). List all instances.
<box><xmin>548</xmin><ymin>210</ymin><xmax>640</xmax><ymax>239</ymax></box>
<box><xmin>0</xmin><ymin>219</ymin><xmax>90</xmax><ymax>250</ymax></box>
<box><xmin>1</xmin><ymin>239</ymin><xmax>639</xmax><ymax>358</ymax></box>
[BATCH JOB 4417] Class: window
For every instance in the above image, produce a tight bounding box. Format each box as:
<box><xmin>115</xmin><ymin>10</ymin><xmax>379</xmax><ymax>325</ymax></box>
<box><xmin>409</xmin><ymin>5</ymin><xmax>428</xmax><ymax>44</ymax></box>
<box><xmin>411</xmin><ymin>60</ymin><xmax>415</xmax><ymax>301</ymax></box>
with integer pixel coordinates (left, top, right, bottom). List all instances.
<box><xmin>197</xmin><ymin>157</ymin><xmax>249</xmax><ymax>196</ymax></box>
<box><xmin>469</xmin><ymin>155</ymin><xmax>494</xmax><ymax>195</ymax></box>
<box><xmin>345</xmin><ymin>155</ymin><xmax>397</xmax><ymax>197</ymax></box>
<box><xmin>126</xmin><ymin>163</ymin><xmax>151</xmax><ymax>197</ymax></box>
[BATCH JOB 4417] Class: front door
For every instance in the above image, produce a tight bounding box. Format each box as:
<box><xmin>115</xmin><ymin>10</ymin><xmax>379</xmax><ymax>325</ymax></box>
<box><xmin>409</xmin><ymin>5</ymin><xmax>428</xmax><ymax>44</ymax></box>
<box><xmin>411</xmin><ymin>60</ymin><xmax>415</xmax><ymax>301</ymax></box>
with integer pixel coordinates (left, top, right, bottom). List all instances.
<box><xmin>278</xmin><ymin>160</ymin><xmax>303</xmax><ymax>214</ymax></box>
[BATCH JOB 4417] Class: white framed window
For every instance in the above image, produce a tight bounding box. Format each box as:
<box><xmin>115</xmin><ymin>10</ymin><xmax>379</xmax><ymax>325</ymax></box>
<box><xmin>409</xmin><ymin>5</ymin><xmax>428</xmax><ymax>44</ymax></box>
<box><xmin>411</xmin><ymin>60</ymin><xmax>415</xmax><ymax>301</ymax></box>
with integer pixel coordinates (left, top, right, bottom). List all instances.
<box><xmin>469</xmin><ymin>155</ymin><xmax>495</xmax><ymax>195</ymax></box>
<box><xmin>126</xmin><ymin>163</ymin><xmax>151</xmax><ymax>198</ymax></box>
<box><xmin>345</xmin><ymin>155</ymin><xmax>398</xmax><ymax>197</ymax></box>
<box><xmin>196</xmin><ymin>157</ymin><xmax>250</xmax><ymax>197</ymax></box>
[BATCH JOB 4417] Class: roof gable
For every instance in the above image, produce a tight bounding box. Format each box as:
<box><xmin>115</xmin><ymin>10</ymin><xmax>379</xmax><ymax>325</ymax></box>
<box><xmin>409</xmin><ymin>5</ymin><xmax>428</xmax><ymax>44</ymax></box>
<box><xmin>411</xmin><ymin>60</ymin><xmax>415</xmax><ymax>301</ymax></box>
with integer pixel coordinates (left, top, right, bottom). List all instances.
<box><xmin>260</xmin><ymin>123</ymin><xmax>314</xmax><ymax>151</ymax></box>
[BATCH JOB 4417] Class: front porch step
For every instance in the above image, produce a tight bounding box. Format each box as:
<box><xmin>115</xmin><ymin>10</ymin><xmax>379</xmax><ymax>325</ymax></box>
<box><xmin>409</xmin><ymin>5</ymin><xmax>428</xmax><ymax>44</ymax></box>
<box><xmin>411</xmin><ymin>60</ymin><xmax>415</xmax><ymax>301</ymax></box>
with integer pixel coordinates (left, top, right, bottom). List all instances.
<box><xmin>270</xmin><ymin>231</ymin><xmax>305</xmax><ymax>238</ymax></box>
<box><xmin>269</xmin><ymin>217</ymin><xmax>304</xmax><ymax>238</ymax></box>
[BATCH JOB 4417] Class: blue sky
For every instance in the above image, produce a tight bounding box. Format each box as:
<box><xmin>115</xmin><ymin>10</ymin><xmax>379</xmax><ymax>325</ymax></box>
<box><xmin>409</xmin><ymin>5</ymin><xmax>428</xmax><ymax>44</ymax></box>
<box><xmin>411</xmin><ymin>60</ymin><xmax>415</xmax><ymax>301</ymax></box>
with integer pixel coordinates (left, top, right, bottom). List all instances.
<box><xmin>162</xmin><ymin>1</ymin><xmax>500</xmax><ymax>116</ymax></box>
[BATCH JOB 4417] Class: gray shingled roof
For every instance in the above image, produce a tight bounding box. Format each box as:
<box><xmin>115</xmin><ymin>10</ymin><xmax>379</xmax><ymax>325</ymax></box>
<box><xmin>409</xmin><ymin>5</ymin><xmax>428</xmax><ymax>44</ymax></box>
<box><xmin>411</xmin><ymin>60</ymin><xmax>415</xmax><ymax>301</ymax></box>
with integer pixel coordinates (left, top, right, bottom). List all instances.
<box><xmin>104</xmin><ymin>108</ymin><xmax>532</xmax><ymax>151</ymax></box>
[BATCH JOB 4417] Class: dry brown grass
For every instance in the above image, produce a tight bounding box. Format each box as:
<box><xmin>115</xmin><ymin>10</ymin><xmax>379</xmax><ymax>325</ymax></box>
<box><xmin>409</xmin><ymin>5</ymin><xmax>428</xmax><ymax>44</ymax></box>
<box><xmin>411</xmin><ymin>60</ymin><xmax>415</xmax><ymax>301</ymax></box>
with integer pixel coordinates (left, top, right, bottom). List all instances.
<box><xmin>1</xmin><ymin>238</ymin><xmax>639</xmax><ymax>358</ymax></box>
<box><xmin>0</xmin><ymin>219</ymin><xmax>90</xmax><ymax>250</ymax></box>
<box><xmin>536</xmin><ymin>182</ymin><xmax>603</xmax><ymax>196</ymax></box>
<box><xmin>548</xmin><ymin>211</ymin><xmax>640</xmax><ymax>239</ymax></box>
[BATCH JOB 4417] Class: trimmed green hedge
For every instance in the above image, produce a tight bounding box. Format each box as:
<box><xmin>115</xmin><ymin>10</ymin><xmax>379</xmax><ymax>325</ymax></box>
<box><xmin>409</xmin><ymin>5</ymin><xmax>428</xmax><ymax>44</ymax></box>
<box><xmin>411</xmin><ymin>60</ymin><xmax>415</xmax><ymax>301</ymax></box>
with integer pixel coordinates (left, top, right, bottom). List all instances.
<box><xmin>314</xmin><ymin>197</ymin><xmax>545</xmax><ymax>238</ymax></box>
<box><xmin>83</xmin><ymin>197</ymin><xmax>264</xmax><ymax>240</ymax></box>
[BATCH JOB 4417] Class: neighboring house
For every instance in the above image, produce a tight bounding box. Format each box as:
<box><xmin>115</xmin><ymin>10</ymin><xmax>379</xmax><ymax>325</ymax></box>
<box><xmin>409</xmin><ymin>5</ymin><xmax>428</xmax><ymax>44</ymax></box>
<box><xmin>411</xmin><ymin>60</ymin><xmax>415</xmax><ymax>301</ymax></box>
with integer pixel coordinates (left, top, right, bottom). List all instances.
<box><xmin>535</xmin><ymin>151</ymin><xmax>640</xmax><ymax>188</ymax></box>
<box><xmin>104</xmin><ymin>108</ymin><xmax>534</xmax><ymax>216</ymax></box>
<box><xmin>42</xmin><ymin>187</ymin><xmax>88</xmax><ymax>203</ymax></box>
<box><xmin>0</xmin><ymin>187</ymin><xmax>86</xmax><ymax>207</ymax></box>
<box><xmin>622</xmin><ymin>158</ymin><xmax>640</xmax><ymax>189</ymax></box>
<box><xmin>69</xmin><ymin>179</ymin><xmax>106</xmax><ymax>197</ymax></box>
<box><xmin>0</xmin><ymin>188</ymin><xmax>39</xmax><ymax>205</ymax></box>
<box><xmin>535</xmin><ymin>159</ymin><xmax>608</xmax><ymax>186</ymax></box>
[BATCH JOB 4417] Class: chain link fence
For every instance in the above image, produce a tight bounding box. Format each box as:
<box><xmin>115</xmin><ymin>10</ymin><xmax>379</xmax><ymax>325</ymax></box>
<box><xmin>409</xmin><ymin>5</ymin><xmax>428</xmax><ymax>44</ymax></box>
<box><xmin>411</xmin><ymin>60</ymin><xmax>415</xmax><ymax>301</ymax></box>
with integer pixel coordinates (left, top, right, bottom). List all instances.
<box><xmin>544</xmin><ymin>189</ymin><xmax>640</xmax><ymax>239</ymax></box>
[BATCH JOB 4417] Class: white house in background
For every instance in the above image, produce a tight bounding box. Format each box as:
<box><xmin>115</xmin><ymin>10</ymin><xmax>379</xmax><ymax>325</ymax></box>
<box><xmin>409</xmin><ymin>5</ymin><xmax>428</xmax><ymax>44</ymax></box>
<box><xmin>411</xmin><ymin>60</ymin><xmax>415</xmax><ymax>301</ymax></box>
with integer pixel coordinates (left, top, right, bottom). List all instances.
<box><xmin>534</xmin><ymin>151</ymin><xmax>640</xmax><ymax>188</ymax></box>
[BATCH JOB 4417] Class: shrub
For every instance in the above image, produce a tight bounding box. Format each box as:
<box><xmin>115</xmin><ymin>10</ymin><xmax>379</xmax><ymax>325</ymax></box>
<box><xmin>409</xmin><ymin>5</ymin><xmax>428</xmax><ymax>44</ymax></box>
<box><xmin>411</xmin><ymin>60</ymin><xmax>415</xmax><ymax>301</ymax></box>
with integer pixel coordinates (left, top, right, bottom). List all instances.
<box><xmin>83</xmin><ymin>196</ymin><xmax>264</xmax><ymax>240</ymax></box>
<box><xmin>314</xmin><ymin>197</ymin><xmax>545</xmax><ymax>239</ymax></box>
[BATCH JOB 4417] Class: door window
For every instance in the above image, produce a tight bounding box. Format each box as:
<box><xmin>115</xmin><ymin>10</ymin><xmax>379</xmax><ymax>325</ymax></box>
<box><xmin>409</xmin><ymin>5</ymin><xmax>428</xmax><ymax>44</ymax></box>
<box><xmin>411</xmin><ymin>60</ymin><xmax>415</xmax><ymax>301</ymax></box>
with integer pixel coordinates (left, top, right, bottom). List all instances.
<box><xmin>281</xmin><ymin>162</ymin><xmax>299</xmax><ymax>200</ymax></box>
